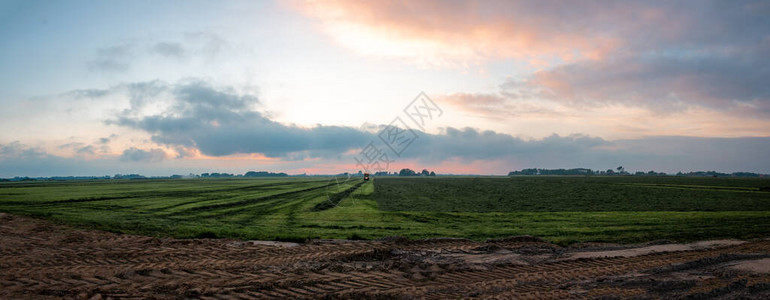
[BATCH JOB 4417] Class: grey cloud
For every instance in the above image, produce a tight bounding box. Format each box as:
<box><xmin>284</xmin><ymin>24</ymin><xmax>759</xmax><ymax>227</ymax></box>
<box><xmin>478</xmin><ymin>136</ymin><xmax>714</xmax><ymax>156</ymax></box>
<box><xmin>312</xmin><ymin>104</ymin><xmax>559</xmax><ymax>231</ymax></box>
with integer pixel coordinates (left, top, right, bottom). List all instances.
<box><xmin>363</xmin><ymin>0</ymin><xmax>770</xmax><ymax>117</ymax></box>
<box><xmin>606</xmin><ymin>136</ymin><xmax>770</xmax><ymax>173</ymax></box>
<box><xmin>87</xmin><ymin>32</ymin><xmax>227</xmax><ymax>74</ymax></box>
<box><xmin>151</xmin><ymin>42</ymin><xmax>185</xmax><ymax>59</ymax></box>
<box><xmin>0</xmin><ymin>142</ymin><xmax>89</xmax><ymax>177</ymax></box>
<box><xmin>58</xmin><ymin>142</ymin><xmax>85</xmax><ymax>149</ymax></box>
<box><xmin>98</xmin><ymin>134</ymin><xmax>118</xmax><ymax>144</ymax></box>
<box><xmin>58</xmin><ymin>142</ymin><xmax>98</xmax><ymax>155</ymax></box>
<box><xmin>120</xmin><ymin>147</ymin><xmax>167</xmax><ymax>162</ymax></box>
<box><xmin>403</xmin><ymin>129</ymin><xmax>610</xmax><ymax>164</ymax></box>
<box><xmin>3</xmin><ymin>131</ymin><xmax>770</xmax><ymax>177</ymax></box>
<box><xmin>522</xmin><ymin>45</ymin><xmax>770</xmax><ymax>114</ymax></box>
<box><xmin>0</xmin><ymin>142</ymin><xmax>47</xmax><ymax>160</ymax></box>
<box><xmin>403</xmin><ymin>130</ymin><xmax>770</xmax><ymax>173</ymax></box>
<box><xmin>67</xmin><ymin>88</ymin><xmax>111</xmax><ymax>99</ymax></box>
<box><xmin>183</xmin><ymin>31</ymin><xmax>226</xmax><ymax>58</ymax></box>
<box><xmin>110</xmin><ymin>80</ymin><xmax>369</xmax><ymax>158</ymax></box>
<box><xmin>124</xmin><ymin>80</ymin><xmax>167</xmax><ymax>109</ymax></box>
<box><xmin>0</xmin><ymin>142</ymin><xmax>160</xmax><ymax>177</ymax></box>
<box><xmin>93</xmin><ymin>79</ymin><xmax>770</xmax><ymax>173</ymax></box>
<box><xmin>88</xmin><ymin>59</ymin><xmax>129</xmax><ymax>72</ymax></box>
<box><xmin>76</xmin><ymin>145</ymin><xmax>96</xmax><ymax>155</ymax></box>
<box><xmin>506</xmin><ymin>1</ymin><xmax>770</xmax><ymax>115</ymax></box>
<box><xmin>88</xmin><ymin>44</ymin><xmax>133</xmax><ymax>72</ymax></box>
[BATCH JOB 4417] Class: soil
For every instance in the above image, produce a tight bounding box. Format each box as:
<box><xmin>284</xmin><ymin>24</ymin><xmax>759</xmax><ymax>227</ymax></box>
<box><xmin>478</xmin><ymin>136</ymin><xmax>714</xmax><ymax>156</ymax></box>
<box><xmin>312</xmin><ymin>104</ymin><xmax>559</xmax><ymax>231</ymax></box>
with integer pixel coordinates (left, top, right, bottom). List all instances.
<box><xmin>1</xmin><ymin>212</ymin><xmax>769</xmax><ymax>299</ymax></box>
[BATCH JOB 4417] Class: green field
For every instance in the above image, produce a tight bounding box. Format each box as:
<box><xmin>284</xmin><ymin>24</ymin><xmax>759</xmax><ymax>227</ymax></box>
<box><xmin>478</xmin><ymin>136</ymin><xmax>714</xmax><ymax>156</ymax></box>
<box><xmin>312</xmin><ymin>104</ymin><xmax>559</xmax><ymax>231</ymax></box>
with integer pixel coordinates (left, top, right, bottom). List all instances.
<box><xmin>0</xmin><ymin>176</ymin><xmax>769</xmax><ymax>245</ymax></box>
<box><xmin>374</xmin><ymin>176</ymin><xmax>770</xmax><ymax>212</ymax></box>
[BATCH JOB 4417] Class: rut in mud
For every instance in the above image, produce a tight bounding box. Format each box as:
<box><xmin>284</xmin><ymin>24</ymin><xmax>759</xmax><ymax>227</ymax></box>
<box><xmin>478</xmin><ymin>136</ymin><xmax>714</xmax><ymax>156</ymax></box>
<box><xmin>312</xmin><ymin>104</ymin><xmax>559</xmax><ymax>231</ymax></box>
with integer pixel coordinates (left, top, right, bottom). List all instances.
<box><xmin>1</xmin><ymin>213</ymin><xmax>769</xmax><ymax>299</ymax></box>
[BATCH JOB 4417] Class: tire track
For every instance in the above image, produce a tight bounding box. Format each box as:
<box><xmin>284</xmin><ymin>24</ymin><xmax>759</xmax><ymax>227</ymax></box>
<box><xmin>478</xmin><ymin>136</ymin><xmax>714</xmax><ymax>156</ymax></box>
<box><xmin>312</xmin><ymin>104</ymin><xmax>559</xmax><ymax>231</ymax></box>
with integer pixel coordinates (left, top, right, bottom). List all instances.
<box><xmin>1</xmin><ymin>213</ymin><xmax>769</xmax><ymax>299</ymax></box>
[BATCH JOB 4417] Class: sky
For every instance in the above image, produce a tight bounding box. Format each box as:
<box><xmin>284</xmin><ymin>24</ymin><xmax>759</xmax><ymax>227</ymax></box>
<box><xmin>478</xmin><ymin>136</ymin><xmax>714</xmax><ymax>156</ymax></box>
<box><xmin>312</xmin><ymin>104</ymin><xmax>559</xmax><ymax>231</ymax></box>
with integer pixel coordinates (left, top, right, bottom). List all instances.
<box><xmin>1</xmin><ymin>0</ymin><xmax>769</xmax><ymax>177</ymax></box>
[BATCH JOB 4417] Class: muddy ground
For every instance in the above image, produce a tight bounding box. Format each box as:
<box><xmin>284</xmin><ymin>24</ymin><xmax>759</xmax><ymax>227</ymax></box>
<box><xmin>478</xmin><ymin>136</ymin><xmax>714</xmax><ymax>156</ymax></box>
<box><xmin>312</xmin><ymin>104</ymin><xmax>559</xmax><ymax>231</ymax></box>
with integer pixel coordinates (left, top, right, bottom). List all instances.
<box><xmin>1</xmin><ymin>213</ymin><xmax>769</xmax><ymax>299</ymax></box>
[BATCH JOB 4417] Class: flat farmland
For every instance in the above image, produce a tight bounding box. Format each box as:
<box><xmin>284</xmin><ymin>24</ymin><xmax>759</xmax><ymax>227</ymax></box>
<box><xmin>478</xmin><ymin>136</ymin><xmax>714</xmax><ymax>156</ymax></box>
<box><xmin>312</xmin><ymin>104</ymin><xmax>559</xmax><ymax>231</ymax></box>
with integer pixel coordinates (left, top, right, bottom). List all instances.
<box><xmin>373</xmin><ymin>176</ymin><xmax>770</xmax><ymax>212</ymax></box>
<box><xmin>0</xmin><ymin>176</ymin><xmax>769</xmax><ymax>245</ymax></box>
<box><xmin>3</xmin><ymin>176</ymin><xmax>770</xmax><ymax>299</ymax></box>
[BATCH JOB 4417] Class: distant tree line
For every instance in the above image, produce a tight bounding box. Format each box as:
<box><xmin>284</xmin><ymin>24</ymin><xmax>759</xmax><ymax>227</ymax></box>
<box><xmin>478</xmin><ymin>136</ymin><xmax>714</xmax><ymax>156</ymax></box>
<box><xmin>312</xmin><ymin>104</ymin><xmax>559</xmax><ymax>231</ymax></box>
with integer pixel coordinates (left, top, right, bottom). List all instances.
<box><xmin>508</xmin><ymin>168</ymin><xmax>766</xmax><ymax>177</ymax></box>
<box><xmin>508</xmin><ymin>167</ymin><xmax>646</xmax><ymax>176</ymax></box>
<box><xmin>675</xmin><ymin>171</ymin><xmax>764</xmax><ymax>177</ymax></box>
<box><xmin>112</xmin><ymin>174</ymin><xmax>145</xmax><ymax>179</ymax></box>
<box><xmin>3</xmin><ymin>168</ymin><xmax>766</xmax><ymax>182</ymax></box>
<box><xmin>200</xmin><ymin>171</ymin><xmax>288</xmax><ymax>178</ymax></box>
<box><xmin>244</xmin><ymin>171</ymin><xmax>288</xmax><ymax>177</ymax></box>
<box><xmin>0</xmin><ymin>171</ymin><xmax>291</xmax><ymax>181</ymax></box>
<box><xmin>396</xmin><ymin>168</ymin><xmax>436</xmax><ymax>176</ymax></box>
<box><xmin>509</xmin><ymin>168</ymin><xmax>594</xmax><ymax>175</ymax></box>
<box><xmin>367</xmin><ymin>169</ymin><xmax>437</xmax><ymax>176</ymax></box>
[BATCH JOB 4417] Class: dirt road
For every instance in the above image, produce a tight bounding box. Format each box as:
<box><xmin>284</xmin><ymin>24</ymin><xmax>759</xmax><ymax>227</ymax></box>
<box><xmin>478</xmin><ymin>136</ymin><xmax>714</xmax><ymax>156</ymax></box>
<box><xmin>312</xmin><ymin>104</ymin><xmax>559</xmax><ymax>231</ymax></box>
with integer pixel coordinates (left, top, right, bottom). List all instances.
<box><xmin>1</xmin><ymin>212</ymin><xmax>769</xmax><ymax>299</ymax></box>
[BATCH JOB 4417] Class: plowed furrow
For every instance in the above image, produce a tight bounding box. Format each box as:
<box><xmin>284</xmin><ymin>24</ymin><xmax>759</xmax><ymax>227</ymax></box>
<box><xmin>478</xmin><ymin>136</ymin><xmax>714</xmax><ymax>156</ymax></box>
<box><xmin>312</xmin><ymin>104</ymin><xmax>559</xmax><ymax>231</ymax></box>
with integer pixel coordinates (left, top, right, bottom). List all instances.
<box><xmin>331</xmin><ymin>242</ymin><xmax>769</xmax><ymax>298</ymax></box>
<box><xmin>2</xmin><ymin>212</ymin><xmax>769</xmax><ymax>299</ymax></box>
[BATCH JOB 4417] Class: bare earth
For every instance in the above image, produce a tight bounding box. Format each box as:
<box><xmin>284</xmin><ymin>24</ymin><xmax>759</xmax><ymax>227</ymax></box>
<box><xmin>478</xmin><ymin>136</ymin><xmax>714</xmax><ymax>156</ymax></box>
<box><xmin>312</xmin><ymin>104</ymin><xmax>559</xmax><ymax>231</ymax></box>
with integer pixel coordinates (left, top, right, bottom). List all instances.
<box><xmin>1</xmin><ymin>213</ymin><xmax>769</xmax><ymax>299</ymax></box>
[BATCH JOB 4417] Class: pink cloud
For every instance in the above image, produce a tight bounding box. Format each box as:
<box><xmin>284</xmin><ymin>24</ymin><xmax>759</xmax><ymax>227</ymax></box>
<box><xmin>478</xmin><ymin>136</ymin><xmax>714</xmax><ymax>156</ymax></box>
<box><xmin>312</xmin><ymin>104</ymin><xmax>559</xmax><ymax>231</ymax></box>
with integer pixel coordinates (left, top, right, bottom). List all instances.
<box><xmin>291</xmin><ymin>0</ymin><xmax>639</xmax><ymax>67</ymax></box>
<box><xmin>293</xmin><ymin>0</ymin><xmax>770</xmax><ymax>121</ymax></box>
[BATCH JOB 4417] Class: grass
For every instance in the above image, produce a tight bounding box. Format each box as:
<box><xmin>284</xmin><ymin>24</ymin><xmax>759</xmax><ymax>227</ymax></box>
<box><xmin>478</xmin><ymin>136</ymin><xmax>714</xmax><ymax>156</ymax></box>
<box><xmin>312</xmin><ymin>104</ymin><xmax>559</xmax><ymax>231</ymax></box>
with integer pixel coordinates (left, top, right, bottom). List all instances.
<box><xmin>373</xmin><ymin>176</ymin><xmax>770</xmax><ymax>212</ymax></box>
<box><xmin>0</xmin><ymin>176</ymin><xmax>769</xmax><ymax>245</ymax></box>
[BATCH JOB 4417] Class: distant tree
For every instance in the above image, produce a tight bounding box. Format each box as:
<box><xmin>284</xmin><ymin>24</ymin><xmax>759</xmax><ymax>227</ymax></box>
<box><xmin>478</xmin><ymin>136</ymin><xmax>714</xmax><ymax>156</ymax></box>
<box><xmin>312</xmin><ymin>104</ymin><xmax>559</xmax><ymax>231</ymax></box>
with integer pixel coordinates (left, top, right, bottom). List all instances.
<box><xmin>617</xmin><ymin>166</ymin><xmax>624</xmax><ymax>173</ymax></box>
<box><xmin>399</xmin><ymin>168</ymin><xmax>417</xmax><ymax>176</ymax></box>
<box><xmin>733</xmin><ymin>172</ymin><xmax>760</xmax><ymax>177</ymax></box>
<box><xmin>112</xmin><ymin>174</ymin><xmax>145</xmax><ymax>179</ymax></box>
<box><xmin>429</xmin><ymin>171</ymin><xmax>436</xmax><ymax>176</ymax></box>
<box><xmin>509</xmin><ymin>168</ymin><xmax>539</xmax><ymax>175</ymax></box>
<box><xmin>244</xmin><ymin>171</ymin><xmax>288</xmax><ymax>177</ymax></box>
<box><xmin>421</xmin><ymin>169</ymin><xmax>430</xmax><ymax>176</ymax></box>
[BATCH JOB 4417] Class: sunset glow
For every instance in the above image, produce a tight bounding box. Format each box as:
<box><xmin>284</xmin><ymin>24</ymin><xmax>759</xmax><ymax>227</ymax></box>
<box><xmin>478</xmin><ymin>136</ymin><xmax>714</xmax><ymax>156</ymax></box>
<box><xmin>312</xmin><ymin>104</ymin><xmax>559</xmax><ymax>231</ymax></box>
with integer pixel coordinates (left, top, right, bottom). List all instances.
<box><xmin>1</xmin><ymin>0</ymin><xmax>769</xmax><ymax>177</ymax></box>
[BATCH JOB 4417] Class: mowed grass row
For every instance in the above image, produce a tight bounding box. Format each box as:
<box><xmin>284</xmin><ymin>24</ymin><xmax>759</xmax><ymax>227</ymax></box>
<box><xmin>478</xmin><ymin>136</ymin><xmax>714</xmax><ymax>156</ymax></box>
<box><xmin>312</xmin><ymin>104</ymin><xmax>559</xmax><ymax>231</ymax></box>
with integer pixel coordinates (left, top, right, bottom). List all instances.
<box><xmin>0</xmin><ymin>176</ymin><xmax>769</xmax><ymax>245</ymax></box>
<box><xmin>0</xmin><ymin>177</ymin><xmax>363</xmax><ymax>240</ymax></box>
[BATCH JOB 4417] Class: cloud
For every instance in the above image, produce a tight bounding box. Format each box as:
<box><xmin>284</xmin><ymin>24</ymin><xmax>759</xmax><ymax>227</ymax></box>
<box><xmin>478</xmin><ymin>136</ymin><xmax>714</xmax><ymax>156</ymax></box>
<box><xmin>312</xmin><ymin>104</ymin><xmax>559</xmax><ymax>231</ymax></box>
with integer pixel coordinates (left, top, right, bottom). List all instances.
<box><xmin>67</xmin><ymin>89</ymin><xmax>111</xmax><ymax>99</ymax></box>
<box><xmin>437</xmin><ymin>92</ymin><xmax>560</xmax><ymax>119</ymax></box>
<box><xmin>4</xmin><ymin>129</ymin><xmax>770</xmax><ymax>177</ymax></box>
<box><xmin>120</xmin><ymin>147</ymin><xmax>168</xmax><ymax>162</ymax></box>
<box><xmin>109</xmin><ymin>80</ymin><xmax>371</xmax><ymax>158</ymax></box>
<box><xmin>93</xmin><ymin>78</ymin><xmax>770</xmax><ymax>174</ymax></box>
<box><xmin>522</xmin><ymin>44</ymin><xmax>770</xmax><ymax>114</ymax></box>
<box><xmin>403</xmin><ymin>129</ymin><xmax>610</xmax><ymax>165</ymax></box>
<box><xmin>88</xmin><ymin>44</ymin><xmax>133</xmax><ymax>72</ymax></box>
<box><xmin>295</xmin><ymin>0</ymin><xmax>770</xmax><ymax>118</ymax></box>
<box><xmin>150</xmin><ymin>42</ymin><xmax>185</xmax><ymax>59</ymax></box>
<box><xmin>0</xmin><ymin>142</ymin><xmax>166</xmax><ymax>177</ymax></box>
<box><xmin>0</xmin><ymin>142</ymin><xmax>48</xmax><ymax>160</ymax></box>
<box><xmin>98</xmin><ymin>134</ymin><xmax>118</xmax><ymax>144</ymax></box>
<box><xmin>292</xmin><ymin>0</ymin><xmax>633</xmax><ymax>67</ymax></box>
<box><xmin>607</xmin><ymin>136</ymin><xmax>770</xmax><ymax>173</ymax></box>
<box><xmin>58</xmin><ymin>142</ymin><xmax>98</xmax><ymax>155</ymax></box>
<box><xmin>402</xmin><ymin>130</ymin><xmax>770</xmax><ymax>173</ymax></box>
<box><xmin>294</xmin><ymin>1</ymin><xmax>768</xmax><ymax>65</ymax></box>
<box><xmin>0</xmin><ymin>142</ymin><xmax>110</xmax><ymax>177</ymax></box>
<box><xmin>85</xmin><ymin>32</ymin><xmax>228</xmax><ymax>74</ymax></box>
<box><xmin>76</xmin><ymin>145</ymin><xmax>96</xmax><ymax>155</ymax></box>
